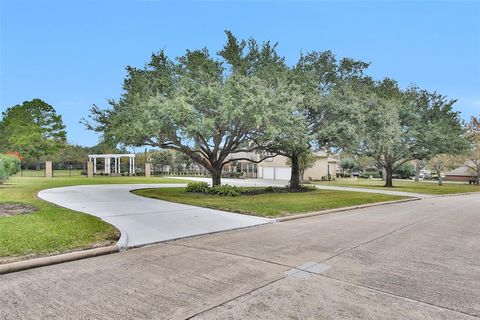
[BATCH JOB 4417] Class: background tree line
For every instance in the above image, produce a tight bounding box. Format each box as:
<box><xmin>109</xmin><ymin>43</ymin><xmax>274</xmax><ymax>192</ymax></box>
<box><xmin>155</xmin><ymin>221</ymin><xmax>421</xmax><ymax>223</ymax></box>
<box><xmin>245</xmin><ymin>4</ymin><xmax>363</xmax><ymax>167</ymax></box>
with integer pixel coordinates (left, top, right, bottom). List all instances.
<box><xmin>83</xmin><ymin>31</ymin><xmax>476</xmax><ymax>187</ymax></box>
<box><xmin>2</xmin><ymin>32</ymin><xmax>478</xmax><ymax>187</ymax></box>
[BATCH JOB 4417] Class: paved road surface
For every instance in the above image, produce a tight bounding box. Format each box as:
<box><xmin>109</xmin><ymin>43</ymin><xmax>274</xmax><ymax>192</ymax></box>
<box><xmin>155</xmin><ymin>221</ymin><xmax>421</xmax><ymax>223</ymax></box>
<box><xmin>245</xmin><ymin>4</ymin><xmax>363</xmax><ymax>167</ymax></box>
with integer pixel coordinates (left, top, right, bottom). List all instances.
<box><xmin>1</xmin><ymin>194</ymin><xmax>479</xmax><ymax>319</ymax></box>
<box><xmin>38</xmin><ymin>184</ymin><xmax>273</xmax><ymax>248</ymax></box>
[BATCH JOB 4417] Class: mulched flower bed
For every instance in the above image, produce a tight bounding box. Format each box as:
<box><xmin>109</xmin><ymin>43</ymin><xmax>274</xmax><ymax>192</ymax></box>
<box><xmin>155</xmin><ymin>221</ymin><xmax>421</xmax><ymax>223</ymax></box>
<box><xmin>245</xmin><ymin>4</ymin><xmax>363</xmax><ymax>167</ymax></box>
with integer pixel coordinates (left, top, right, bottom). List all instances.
<box><xmin>0</xmin><ymin>203</ymin><xmax>38</xmax><ymax>217</ymax></box>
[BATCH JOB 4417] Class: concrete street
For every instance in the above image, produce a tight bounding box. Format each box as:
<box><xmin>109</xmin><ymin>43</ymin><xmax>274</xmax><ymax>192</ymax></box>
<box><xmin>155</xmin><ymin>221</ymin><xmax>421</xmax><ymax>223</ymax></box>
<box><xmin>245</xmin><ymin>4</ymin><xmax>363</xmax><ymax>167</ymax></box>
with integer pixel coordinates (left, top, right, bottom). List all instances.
<box><xmin>1</xmin><ymin>193</ymin><xmax>479</xmax><ymax>319</ymax></box>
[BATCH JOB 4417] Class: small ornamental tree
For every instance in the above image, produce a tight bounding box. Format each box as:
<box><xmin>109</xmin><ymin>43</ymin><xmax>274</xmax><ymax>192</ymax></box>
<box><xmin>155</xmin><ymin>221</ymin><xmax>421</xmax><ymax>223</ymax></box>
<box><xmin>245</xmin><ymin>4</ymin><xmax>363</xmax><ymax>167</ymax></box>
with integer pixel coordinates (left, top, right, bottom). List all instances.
<box><xmin>464</xmin><ymin>116</ymin><xmax>480</xmax><ymax>184</ymax></box>
<box><xmin>428</xmin><ymin>154</ymin><xmax>461</xmax><ymax>185</ymax></box>
<box><xmin>0</xmin><ymin>154</ymin><xmax>21</xmax><ymax>184</ymax></box>
<box><xmin>339</xmin><ymin>158</ymin><xmax>356</xmax><ymax>174</ymax></box>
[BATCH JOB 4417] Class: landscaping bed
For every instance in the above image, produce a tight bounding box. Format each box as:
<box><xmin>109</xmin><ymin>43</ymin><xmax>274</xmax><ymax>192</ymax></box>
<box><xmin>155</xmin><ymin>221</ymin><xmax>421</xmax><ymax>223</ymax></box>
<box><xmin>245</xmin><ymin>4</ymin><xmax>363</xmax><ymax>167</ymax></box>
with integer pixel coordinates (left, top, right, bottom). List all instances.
<box><xmin>132</xmin><ymin>186</ymin><xmax>407</xmax><ymax>217</ymax></box>
<box><xmin>0</xmin><ymin>202</ymin><xmax>37</xmax><ymax>217</ymax></box>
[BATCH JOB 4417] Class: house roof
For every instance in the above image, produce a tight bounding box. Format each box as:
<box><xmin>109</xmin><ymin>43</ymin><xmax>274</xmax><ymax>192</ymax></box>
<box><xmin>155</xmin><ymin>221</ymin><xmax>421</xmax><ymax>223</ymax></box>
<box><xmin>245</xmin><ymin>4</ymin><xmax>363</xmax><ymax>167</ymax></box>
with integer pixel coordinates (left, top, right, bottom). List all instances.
<box><xmin>446</xmin><ymin>162</ymin><xmax>476</xmax><ymax>177</ymax></box>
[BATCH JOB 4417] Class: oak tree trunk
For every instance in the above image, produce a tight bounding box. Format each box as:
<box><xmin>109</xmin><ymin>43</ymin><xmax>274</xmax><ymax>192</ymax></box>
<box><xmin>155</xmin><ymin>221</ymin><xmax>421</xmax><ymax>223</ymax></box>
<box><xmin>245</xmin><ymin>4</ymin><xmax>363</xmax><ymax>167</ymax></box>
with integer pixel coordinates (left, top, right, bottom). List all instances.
<box><xmin>36</xmin><ymin>157</ymin><xmax>41</xmax><ymax>171</ymax></box>
<box><xmin>210</xmin><ymin>167</ymin><xmax>222</xmax><ymax>187</ymax></box>
<box><xmin>290</xmin><ymin>154</ymin><xmax>301</xmax><ymax>189</ymax></box>
<box><xmin>415</xmin><ymin>159</ymin><xmax>421</xmax><ymax>182</ymax></box>
<box><xmin>384</xmin><ymin>165</ymin><xmax>394</xmax><ymax>188</ymax></box>
<box><xmin>437</xmin><ymin>170</ymin><xmax>443</xmax><ymax>186</ymax></box>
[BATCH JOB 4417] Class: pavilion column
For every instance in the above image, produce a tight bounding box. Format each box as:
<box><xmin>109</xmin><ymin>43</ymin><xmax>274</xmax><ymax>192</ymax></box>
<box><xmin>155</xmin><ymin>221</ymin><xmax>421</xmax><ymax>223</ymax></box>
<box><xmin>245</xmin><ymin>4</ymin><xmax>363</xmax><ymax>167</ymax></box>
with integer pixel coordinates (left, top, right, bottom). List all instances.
<box><xmin>114</xmin><ymin>157</ymin><xmax>118</xmax><ymax>174</ymax></box>
<box><xmin>93</xmin><ymin>158</ymin><xmax>97</xmax><ymax>174</ymax></box>
<box><xmin>128</xmin><ymin>157</ymin><xmax>132</xmax><ymax>175</ymax></box>
<box><xmin>132</xmin><ymin>157</ymin><xmax>135</xmax><ymax>174</ymax></box>
<box><xmin>104</xmin><ymin>158</ymin><xmax>109</xmax><ymax>174</ymax></box>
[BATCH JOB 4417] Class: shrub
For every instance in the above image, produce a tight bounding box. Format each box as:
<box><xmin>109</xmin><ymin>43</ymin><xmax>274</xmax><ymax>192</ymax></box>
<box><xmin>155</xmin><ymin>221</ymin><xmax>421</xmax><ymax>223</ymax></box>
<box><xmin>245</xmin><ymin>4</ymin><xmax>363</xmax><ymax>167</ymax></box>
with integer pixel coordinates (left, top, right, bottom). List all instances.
<box><xmin>359</xmin><ymin>171</ymin><xmax>382</xmax><ymax>179</ymax></box>
<box><xmin>299</xmin><ymin>184</ymin><xmax>317</xmax><ymax>191</ymax></box>
<box><xmin>394</xmin><ymin>163</ymin><xmax>415</xmax><ymax>179</ymax></box>
<box><xmin>208</xmin><ymin>184</ymin><xmax>242</xmax><ymax>196</ymax></box>
<box><xmin>185</xmin><ymin>182</ymin><xmax>210</xmax><ymax>193</ymax></box>
<box><xmin>0</xmin><ymin>154</ymin><xmax>21</xmax><ymax>184</ymax></box>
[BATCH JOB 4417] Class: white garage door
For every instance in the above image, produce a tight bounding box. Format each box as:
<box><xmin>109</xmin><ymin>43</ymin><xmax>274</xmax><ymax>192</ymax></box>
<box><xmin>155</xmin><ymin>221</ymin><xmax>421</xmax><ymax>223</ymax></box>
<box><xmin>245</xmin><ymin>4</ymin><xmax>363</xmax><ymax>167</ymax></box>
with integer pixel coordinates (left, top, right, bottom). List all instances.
<box><xmin>261</xmin><ymin>167</ymin><xmax>291</xmax><ymax>180</ymax></box>
<box><xmin>275</xmin><ymin>168</ymin><xmax>291</xmax><ymax>180</ymax></box>
<box><xmin>263</xmin><ymin>167</ymin><xmax>275</xmax><ymax>179</ymax></box>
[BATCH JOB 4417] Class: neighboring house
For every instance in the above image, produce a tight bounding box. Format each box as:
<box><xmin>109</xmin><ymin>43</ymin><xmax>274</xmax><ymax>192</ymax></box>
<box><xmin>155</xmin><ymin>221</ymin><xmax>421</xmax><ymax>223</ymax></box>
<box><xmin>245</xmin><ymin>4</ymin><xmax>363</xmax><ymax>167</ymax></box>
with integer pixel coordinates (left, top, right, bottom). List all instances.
<box><xmin>445</xmin><ymin>162</ymin><xmax>477</xmax><ymax>182</ymax></box>
<box><xmin>223</xmin><ymin>150</ymin><xmax>337</xmax><ymax>181</ymax></box>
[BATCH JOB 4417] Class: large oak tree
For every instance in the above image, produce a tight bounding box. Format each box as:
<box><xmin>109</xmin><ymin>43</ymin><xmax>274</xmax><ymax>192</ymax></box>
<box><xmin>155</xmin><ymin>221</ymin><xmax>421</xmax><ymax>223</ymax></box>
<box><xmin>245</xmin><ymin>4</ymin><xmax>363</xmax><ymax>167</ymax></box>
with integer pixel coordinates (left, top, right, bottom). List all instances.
<box><xmin>351</xmin><ymin>79</ymin><xmax>468</xmax><ymax>187</ymax></box>
<box><xmin>85</xmin><ymin>35</ymin><xmax>291</xmax><ymax>186</ymax></box>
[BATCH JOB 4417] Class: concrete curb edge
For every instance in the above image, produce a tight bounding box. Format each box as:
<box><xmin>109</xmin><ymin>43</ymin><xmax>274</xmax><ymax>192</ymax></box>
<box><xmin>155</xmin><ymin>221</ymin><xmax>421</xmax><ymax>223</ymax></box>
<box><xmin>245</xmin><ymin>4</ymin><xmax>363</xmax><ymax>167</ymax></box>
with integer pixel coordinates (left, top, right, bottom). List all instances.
<box><xmin>0</xmin><ymin>245</ymin><xmax>119</xmax><ymax>275</ymax></box>
<box><xmin>433</xmin><ymin>191</ymin><xmax>480</xmax><ymax>198</ymax></box>
<box><xmin>276</xmin><ymin>197</ymin><xmax>420</xmax><ymax>222</ymax></box>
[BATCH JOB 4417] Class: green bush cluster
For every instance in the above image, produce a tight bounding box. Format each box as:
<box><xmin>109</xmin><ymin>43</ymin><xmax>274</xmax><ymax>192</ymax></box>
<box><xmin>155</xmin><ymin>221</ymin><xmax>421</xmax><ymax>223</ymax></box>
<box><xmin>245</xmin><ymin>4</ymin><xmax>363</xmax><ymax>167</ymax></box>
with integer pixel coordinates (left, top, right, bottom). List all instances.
<box><xmin>185</xmin><ymin>182</ymin><xmax>244</xmax><ymax>196</ymax></box>
<box><xmin>185</xmin><ymin>182</ymin><xmax>210</xmax><ymax>193</ymax></box>
<box><xmin>185</xmin><ymin>182</ymin><xmax>317</xmax><ymax>197</ymax></box>
<box><xmin>186</xmin><ymin>182</ymin><xmax>242</xmax><ymax>196</ymax></box>
<box><xmin>359</xmin><ymin>171</ymin><xmax>382</xmax><ymax>179</ymax></box>
<box><xmin>0</xmin><ymin>154</ymin><xmax>21</xmax><ymax>184</ymax></box>
<box><xmin>208</xmin><ymin>184</ymin><xmax>242</xmax><ymax>196</ymax></box>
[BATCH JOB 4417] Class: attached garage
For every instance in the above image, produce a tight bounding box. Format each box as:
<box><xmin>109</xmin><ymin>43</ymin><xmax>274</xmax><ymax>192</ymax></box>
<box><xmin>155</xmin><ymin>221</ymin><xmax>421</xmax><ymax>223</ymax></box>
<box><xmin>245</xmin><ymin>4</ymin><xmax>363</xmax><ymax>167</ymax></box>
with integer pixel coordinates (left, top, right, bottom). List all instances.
<box><xmin>275</xmin><ymin>168</ymin><xmax>291</xmax><ymax>180</ymax></box>
<box><xmin>260</xmin><ymin>167</ymin><xmax>291</xmax><ymax>180</ymax></box>
<box><xmin>262</xmin><ymin>167</ymin><xmax>274</xmax><ymax>179</ymax></box>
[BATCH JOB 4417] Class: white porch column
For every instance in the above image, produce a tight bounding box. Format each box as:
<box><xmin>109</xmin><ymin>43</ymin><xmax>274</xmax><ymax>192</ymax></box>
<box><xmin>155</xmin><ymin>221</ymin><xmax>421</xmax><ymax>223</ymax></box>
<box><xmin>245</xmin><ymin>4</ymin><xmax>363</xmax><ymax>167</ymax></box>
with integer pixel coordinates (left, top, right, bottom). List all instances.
<box><xmin>114</xmin><ymin>157</ymin><xmax>118</xmax><ymax>174</ymax></box>
<box><xmin>104</xmin><ymin>157</ymin><xmax>110</xmax><ymax>174</ymax></box>
<box><xmin>132</xmin><ymin>157</ymin><xmax>135</xmax><ymax>174</ymax></box>
<box><xmin>128</xmin><ymin>157</ymin><xmax>132</xmax><ymax>174</ymax></box>
<box><xmin>93</xmin><ymin>158</ymin><xmax>97</xmax><ymax>174</ymax></box>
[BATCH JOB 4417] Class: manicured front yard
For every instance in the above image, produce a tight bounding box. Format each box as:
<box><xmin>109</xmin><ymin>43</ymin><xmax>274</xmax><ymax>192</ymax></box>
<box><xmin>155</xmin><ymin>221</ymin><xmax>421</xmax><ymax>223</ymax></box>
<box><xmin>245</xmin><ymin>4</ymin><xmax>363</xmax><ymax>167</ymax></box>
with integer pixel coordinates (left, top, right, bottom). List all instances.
<box><xmin>0</xmin><ymin>176</ymin><xmax>186</xmax><ymax>263</ymax></box>
<box><xmin>313</xmin><ymin>178</ymin><xmax>480</xmax><ymax>195</ymax></box>
<box><xmin>133</xmin><ymin>187</ymin><xmax>407</xmax><ymax>217</ymax></box>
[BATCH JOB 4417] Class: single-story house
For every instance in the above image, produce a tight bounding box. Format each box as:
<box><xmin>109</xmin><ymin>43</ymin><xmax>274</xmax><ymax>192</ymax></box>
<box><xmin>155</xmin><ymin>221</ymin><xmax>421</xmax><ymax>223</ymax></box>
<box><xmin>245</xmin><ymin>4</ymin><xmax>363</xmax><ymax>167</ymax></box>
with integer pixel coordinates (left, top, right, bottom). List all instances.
<box><xmin>223</xmin><ymin>150</ymin><xmax>337</xmax><ymax>181</ymax></box>
<box><xmin>445</xmin><ymin>162</ymin><xmax>478</xmax><ymax>182</ymax></box>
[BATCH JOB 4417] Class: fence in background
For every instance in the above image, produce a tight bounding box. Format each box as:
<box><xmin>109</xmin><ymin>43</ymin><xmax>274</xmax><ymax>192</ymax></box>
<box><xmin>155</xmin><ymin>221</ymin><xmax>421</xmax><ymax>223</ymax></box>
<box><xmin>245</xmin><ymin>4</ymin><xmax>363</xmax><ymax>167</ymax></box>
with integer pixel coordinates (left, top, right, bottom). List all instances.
<box><xmin>15</xmin><ymin>162</ymin><xmax>213</xmax><ymax>178</ymax></box>
<box><xmin>16</xmin><ymin>163</ymin><xmax>86</xmax><ymax>177</ymax></box>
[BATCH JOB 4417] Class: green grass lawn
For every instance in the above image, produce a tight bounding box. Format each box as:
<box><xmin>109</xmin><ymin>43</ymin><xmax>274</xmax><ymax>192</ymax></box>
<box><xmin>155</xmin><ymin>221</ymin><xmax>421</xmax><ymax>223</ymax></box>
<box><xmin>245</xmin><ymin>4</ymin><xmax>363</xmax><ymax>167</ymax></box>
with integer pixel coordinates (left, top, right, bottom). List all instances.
<box><xmin>313</xmin><ymin>178</ymin><xmax>480</xmax><ymax>195</ymax></box>
<box><xmin>132</xmin><ymin>187</ymin><xmax>407</xmax><ymax>217</ymax></box>
<box><xmin>0</xmin><ymin>176</ymin><xmax>187</xmax><ymax>263</ymax></box>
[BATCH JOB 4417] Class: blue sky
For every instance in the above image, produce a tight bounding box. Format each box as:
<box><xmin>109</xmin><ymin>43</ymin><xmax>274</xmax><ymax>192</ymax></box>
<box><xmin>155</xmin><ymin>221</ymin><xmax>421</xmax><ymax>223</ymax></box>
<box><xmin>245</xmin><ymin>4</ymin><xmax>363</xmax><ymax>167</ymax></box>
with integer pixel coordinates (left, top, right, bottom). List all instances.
<box><xmin>1</xmin><ymin>1</ymin><xmax>479</xmax><ymax>147</ymax></box>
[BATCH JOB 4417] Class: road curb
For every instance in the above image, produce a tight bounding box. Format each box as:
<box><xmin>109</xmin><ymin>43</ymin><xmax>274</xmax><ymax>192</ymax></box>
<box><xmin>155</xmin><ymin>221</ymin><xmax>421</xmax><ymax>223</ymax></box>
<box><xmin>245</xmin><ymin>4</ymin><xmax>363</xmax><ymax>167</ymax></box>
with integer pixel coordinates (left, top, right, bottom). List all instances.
<box><xmin>433</xmin><ymin>191</ymin><xmax>480</xmax><ymax>198</ymax></box>
<box><xmin>0</xmin><ymin>245</ymin><xmax>119</xmax><ymax>275</ymax></box>
<box><xmin>276</xmin><ymin>198</ymin><xmax>420</xmax><ymax>222</ymax></box>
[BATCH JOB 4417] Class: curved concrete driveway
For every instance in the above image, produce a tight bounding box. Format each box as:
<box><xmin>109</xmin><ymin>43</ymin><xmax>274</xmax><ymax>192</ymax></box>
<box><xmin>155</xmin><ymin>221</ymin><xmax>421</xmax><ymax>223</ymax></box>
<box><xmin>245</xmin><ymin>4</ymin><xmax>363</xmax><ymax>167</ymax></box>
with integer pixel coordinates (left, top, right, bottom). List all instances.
<box><xmin>38</xmin><ymin>184</ymin><xmax>273</xmax><ymax>248</ymax></box>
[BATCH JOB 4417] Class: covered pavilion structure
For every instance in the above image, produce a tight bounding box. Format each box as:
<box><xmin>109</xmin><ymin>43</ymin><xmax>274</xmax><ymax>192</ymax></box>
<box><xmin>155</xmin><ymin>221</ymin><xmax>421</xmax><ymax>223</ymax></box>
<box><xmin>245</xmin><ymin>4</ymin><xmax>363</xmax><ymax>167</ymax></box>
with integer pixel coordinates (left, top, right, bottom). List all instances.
<box><xmin>88</xmin><ymin>154</ymin><xmax>136</xmax><ymax>175</ymax></box>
